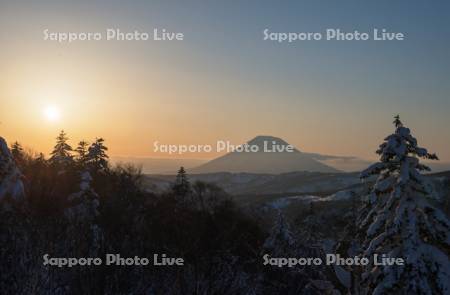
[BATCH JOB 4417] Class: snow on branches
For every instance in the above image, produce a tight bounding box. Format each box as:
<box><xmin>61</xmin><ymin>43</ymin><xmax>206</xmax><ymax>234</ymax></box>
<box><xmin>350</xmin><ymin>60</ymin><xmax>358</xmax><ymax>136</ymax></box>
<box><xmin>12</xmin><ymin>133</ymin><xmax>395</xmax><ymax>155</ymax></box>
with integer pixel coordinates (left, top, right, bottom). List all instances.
<box><xmin>0</xmin><ymin>137</ymin><xmax>24</xmax><ymax>201</ymax></box>
<box><xmin>358</xmin><ymin>116</ymin><xmax>450</xmax><ymax>295</ymax></box>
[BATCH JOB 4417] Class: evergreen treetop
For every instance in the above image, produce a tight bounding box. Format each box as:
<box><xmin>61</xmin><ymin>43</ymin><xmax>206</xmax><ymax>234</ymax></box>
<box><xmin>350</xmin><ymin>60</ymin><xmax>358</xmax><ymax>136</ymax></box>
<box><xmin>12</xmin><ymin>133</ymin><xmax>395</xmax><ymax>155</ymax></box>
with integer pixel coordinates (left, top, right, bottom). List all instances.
<box><xmin>358</xmin><ymin>116</ymin><xmax>450</xmax><ymax>295</ymax></box>
<box><xmin>49</xmin><ymin>130</ymin><xmax>73</xmax><ymax>166</ymax></box>
<box><xmin>87</xmin><ymin>138</ymin><xmax>109</xmax><ymax>172</ymax></box>
<box><xmin>75</xmin><ymin>140</ymin><xmax>89</xmax><ymax>166</ymax></box>
<box><xmin>173</xmin><ymin>166</ymin><xmax>191</xmax><ymax>197</ymax></box>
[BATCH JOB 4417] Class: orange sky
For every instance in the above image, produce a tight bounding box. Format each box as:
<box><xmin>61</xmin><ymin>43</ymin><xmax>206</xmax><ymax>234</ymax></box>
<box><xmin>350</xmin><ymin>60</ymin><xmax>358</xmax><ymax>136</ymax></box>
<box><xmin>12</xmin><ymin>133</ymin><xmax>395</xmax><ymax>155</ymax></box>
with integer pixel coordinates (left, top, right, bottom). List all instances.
<box><xmin>1</xmin><ymin>43</ymin><xmax>447</xmax><ymax>161</ymax></box>
<box><xmin>1</xmin><ymin>2</ymin><xmax>449</xmax><ymax>162</ymax></box>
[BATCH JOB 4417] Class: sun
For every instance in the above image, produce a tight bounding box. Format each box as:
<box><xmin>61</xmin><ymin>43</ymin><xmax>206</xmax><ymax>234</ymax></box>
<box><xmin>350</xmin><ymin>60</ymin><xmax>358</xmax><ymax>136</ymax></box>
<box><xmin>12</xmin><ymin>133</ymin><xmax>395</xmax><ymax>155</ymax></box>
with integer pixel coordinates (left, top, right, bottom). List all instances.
<box><xmin>43</xmin><ymin>105</ymin><xmax>61</xmax><ymax>122</ymax></box>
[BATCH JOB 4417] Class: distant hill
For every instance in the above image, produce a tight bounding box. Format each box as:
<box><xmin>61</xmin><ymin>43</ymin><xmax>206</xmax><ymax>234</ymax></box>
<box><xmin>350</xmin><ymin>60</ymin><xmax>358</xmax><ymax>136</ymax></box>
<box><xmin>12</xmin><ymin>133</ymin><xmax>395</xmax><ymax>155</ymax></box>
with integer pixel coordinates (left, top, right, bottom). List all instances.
<box><xmin>190</xmin><ymin>135</ymin><xmax>339</xmax><ymax>174</ymax></box>
<box><xmin>143</xmin><ymin>171</ymin><xmax>360</xmax><ymax>196</ymax></box>
<box><xmin>112</xmin><ymin>136</ymin><xmax>450</xmax><ymax>174</ymax></box>
<box><xmin>143</xmin><ymin>170</ymin><xmax>449</xmax><ymax>203</ymax></box>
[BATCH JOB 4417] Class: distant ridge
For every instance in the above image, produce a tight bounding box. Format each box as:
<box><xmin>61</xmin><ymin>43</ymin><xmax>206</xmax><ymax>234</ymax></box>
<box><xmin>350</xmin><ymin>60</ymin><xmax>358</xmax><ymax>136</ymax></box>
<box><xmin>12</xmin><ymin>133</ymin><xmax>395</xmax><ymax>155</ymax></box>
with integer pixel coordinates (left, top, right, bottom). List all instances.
<box><xmin>190</xmin><ymin>135</ymin><xmax>340</xmax><ymax>174</ymax></box>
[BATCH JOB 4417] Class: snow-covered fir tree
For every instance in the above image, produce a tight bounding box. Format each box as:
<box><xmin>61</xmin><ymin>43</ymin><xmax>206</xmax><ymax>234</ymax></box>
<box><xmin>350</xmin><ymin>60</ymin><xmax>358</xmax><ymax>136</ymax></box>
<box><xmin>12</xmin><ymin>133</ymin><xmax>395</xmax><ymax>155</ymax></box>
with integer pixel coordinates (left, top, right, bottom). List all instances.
<box><xmin>0</xmin><ymin>137</ymin><xmax>32</xmax><ymax>294</ymax></box>
<box><xmin>55</xmin><ymin>171</ymin><xmax>104</xmax><ymax>293</ymax></box>
<box><xmin>263</xmin><ymin>210</ymin><xmax>295</xmax><ymax>256</ymax></box>
<box><xmin>0</xmin><ymin>137</ymin><xmax>25</xmax><ymax>201</ymax></box>
<box><xmin>297</xmin><ymin>207</ymin><xmax>327</xmax><ymax>245</ymax></box>
<box><xmin>49</xmin><ymin>130</ymin><xmax>73</xmax><ymax>167</ymax></box>
<box><xmin>262</xmin><ymin>210</ymin><xmax>341</xmax><ymax>294</ymax></box>
<box><xmin>358</xmin><ymin>116</ymin><xmax>450</xmax><ymax>295</ymax></box>
<box><xmin>65</xmin><ymin>171</ymin><xmax>102</xmax><ymax>257</ymax></box>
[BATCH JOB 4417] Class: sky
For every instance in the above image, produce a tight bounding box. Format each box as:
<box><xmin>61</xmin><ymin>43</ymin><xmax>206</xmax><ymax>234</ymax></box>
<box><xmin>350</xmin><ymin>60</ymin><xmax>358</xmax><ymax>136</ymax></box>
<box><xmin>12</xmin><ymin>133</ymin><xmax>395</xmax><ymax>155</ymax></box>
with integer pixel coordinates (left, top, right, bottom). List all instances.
<box><xmin>1</xmin><ymin>0</ymin><xmax>449</xmax><ymax>161</ymax></box>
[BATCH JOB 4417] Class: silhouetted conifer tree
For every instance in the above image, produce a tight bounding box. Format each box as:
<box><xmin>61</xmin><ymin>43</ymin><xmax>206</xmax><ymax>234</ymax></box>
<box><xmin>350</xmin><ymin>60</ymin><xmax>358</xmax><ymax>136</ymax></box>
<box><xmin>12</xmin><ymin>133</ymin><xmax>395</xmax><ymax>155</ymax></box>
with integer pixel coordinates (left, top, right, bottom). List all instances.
<box><xmin>75</xmin><ymin>140</ymin><xmax>89</xmax><ymax>167</ymax></box>
<box><xmin>87</xmin><ymin>138</ymin><xmax>109</xmax><ymax>173</ymax></box>
<box><xmin>49</xmin><ymin>130</ymin><xmax>73</xmax><ymax>167</ymax></box>
<box><xmin>172</xmin><ymin>166</ymin><xmax>191</xmax><ymax>198</ymax></box>
<box><xmin>10</xmin><ymin>141</ymin><xmax>24</xmax><ymax>165</ymax></box>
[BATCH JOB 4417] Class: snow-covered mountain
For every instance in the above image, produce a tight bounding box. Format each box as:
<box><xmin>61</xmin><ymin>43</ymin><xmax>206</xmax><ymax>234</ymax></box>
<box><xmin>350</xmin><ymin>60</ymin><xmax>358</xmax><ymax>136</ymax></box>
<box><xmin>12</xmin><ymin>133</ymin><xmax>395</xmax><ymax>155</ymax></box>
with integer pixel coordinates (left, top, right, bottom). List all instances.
<box><xmin>191</xmin><ymin>135</ymin><xmax>339</xmax><ymax>174</ymax></box>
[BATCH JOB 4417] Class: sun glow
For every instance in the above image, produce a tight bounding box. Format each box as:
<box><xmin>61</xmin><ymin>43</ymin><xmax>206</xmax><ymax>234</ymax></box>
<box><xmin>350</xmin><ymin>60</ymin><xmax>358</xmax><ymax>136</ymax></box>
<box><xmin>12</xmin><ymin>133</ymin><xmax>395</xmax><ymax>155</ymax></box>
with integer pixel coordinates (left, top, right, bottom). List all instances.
<box><xmin>43</xmin><ymin>105</ymin><xmax>61</xmax><ymax>122</ymax></box>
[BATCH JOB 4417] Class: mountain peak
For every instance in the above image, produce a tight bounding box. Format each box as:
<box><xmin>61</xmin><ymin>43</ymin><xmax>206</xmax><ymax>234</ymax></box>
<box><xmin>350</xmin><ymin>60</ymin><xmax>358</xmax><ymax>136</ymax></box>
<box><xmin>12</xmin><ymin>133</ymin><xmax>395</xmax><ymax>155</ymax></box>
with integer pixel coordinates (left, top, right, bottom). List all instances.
<box><xmin>246</xmin><ymin>135</ymin><xmax>300</xmax><ymax>153</ymax></box>
<box><xmin>191</xmin><ymin>135</ymin><xmax>338</xmax><ymax>174</ymax></box>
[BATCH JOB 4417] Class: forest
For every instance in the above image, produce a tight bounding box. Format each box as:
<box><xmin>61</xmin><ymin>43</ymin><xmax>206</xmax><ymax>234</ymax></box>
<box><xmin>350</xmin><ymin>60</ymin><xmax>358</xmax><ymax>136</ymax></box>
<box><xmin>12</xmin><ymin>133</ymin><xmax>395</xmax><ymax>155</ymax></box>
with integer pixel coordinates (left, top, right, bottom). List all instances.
<box><xmin>1</xmin><ymin>117</ymin><xmax>449</xmax><ymax>294</ymax></box>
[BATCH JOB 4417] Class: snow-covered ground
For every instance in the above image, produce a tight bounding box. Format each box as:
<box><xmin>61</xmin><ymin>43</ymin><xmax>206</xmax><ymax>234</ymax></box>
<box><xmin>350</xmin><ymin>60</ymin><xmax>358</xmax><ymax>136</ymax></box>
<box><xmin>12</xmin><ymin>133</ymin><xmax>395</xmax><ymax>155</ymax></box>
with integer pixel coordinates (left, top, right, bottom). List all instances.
<box><xmin>266</xmin><ymin>188</ymin><xmax>361</xmax><ymax>209</ymax></box>
<box><xmin>144</xmin><ymin>171</ymin><xmax>361</xmax><ymax>195</ymax></box>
